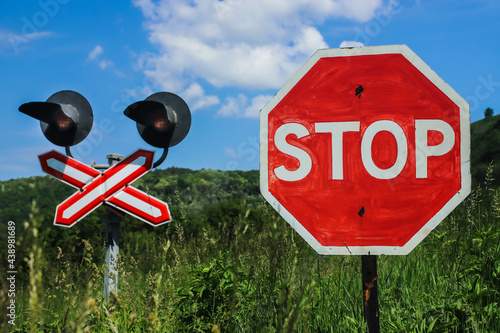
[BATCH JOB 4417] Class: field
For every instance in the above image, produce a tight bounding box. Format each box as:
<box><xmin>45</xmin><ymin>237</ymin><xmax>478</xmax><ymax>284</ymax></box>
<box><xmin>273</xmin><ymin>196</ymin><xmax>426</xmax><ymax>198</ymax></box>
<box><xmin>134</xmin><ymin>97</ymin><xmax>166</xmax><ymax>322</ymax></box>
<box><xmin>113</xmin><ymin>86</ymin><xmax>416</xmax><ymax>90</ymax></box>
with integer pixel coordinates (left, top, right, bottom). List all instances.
<box><xmin>0</xmin><ymin>163</ymin><xmax>499</xmax><ymax>332</ymax></box>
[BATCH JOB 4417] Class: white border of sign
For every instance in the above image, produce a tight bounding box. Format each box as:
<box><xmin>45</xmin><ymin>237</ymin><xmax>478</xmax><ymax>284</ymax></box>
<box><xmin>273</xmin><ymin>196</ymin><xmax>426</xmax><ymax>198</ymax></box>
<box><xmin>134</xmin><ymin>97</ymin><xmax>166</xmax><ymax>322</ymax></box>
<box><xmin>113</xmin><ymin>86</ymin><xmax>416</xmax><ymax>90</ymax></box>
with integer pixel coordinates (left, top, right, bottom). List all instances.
<box><xmin>39</xmin><ymin>149</ymin><xmax>172</xmax><ymax>228</ymax></box>
<box><xmin>259</xmin><ymin>44</ymin><xmax>471</xmax><ymax>255</ymax></box>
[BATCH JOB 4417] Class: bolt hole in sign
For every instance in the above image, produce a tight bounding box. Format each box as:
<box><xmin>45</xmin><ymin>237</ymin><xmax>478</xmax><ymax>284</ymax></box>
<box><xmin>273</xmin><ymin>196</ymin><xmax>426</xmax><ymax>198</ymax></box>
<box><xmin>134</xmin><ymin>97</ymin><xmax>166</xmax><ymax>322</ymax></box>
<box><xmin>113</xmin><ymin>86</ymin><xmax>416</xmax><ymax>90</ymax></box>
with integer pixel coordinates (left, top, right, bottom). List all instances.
<box><xmin>260</xmin><ymin>45</ymin><xmax>470</xmax><ymax>255</ymax></box>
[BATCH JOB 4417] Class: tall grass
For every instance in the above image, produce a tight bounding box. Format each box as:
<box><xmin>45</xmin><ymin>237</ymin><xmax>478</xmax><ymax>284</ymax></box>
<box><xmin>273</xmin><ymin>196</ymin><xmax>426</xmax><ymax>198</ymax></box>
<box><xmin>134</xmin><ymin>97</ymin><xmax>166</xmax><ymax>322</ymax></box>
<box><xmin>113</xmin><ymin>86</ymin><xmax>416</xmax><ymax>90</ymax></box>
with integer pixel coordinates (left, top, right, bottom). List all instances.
<box><xmin>2</xmin><ymin>174</ymin><xmax>499</xmax><ymax>332</ymax></box>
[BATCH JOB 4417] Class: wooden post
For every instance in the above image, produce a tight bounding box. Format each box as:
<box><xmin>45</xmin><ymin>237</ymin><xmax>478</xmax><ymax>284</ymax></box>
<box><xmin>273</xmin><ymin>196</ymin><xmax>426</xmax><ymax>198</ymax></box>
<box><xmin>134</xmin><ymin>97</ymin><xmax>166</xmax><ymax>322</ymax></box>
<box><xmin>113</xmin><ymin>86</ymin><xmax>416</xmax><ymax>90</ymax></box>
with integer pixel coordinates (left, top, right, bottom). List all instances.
<box><xmin>362</xmin><ymin>255</ymin><xmax>380</xmax><ymax>332</ymax></box>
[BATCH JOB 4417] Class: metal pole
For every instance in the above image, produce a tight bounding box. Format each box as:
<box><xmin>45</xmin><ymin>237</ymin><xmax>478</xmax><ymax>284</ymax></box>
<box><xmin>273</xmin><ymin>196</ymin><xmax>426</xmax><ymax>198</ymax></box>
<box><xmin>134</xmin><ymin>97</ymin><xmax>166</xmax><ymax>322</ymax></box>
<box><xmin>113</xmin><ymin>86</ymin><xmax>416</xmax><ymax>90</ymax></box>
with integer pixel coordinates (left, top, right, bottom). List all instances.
<box><xmin>101</xmin><ymin>153</ymin><xmax>123</xmax><ymax>302</ymax></box>
<box><xmin>362</xmin><ymin>255</ymin><xmax>380</xmax><ymax>333</ymax></box>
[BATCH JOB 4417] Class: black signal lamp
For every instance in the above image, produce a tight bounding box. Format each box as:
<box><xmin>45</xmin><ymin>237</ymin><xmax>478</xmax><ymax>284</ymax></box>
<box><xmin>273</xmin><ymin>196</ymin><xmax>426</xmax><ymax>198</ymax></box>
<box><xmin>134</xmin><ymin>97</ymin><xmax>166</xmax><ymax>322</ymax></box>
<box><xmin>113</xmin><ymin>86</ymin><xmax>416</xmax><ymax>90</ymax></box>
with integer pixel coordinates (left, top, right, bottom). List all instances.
<box><xmin>124</xmin><ymin>92</ymin><xmax>191</xmax><ymax>148</ymax></box>
<box><xmin>124</xmin><ymin>92</ymin><xmax>191</xmax><ymax>167</ymax></box>
<box><xmin>18</xmin><ymin>90</ymin><xmax>190</xmax><ymax>168</ymax></box>
<box><xmin>19</xmin><ymin>90</ymin><xmax>93</xmax><ymax>149</ymax></box>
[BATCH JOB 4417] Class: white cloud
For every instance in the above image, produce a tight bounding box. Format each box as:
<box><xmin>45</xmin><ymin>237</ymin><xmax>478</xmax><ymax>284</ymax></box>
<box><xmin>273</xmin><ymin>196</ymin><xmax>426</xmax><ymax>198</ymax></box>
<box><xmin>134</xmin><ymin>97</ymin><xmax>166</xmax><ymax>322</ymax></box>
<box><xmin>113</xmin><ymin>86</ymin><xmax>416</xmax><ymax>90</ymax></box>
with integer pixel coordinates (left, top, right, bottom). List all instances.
<box><xmin>182</xmin><ymin>83</ymin><xmax>220</xmax><ymax>111</ymax></box>
<box><xmin>132</xmin><ymin>0</ymin><xmax>158</xmax><ymax>20</ymax></box>
<box><xmin>330</xmin><ymin>0</ymin><xmax>384</xmax><ymax>22</ymax></box>
<box><xmin>8</xmin><ymin>31</ymin><xmax>54</xmax><ymax>42</ymax></box>
<box><xmin>0</xmin><ymin>30</ymin><xmax>55</xmax><ymax>53</ymax></box>
<box><xmin>244</xmin><ymin>95</ymin><xmax>273</xmax><ymax>119</ymax></box>
<box><xmin>99</xmin><ymin>59</ymin><xmax>113</xmax><ymax>69</ymax></box>
<box><xmin>224</xmin><ymin>147</ymin><xmax>242</xmax><ymax>159</ymax></box>
<box><xmin>217</xmin><ymin>93</ymin><xmax>272</xmax><ymax>118</ymax></box>
<box><xmin>124</xmin><ymin>86</ymin><xmax>154</xmax><ymax>99</ymax></box>
<box><xmin>218</xmin><ymin>94</ymin><xmax>248</xmax><ymax>117</ymax></box>
<box><xmin>133</xmin><ymin>0</ymin><xmax>385</xmax><ymax>116</ymax></box>
<box><xmin>87</xmin><ymin>45</ymin><xmax>124</xmax><ymax>76</ymax></box>
<box><xmin>88</xmin><ymin>45</ymin><xmax>103</xmax><ymax>61</ymax></box>
<box><xmin>339</xmin><ymin>40</ymin><xmax>365</xmax><ymax>48</ymax></box>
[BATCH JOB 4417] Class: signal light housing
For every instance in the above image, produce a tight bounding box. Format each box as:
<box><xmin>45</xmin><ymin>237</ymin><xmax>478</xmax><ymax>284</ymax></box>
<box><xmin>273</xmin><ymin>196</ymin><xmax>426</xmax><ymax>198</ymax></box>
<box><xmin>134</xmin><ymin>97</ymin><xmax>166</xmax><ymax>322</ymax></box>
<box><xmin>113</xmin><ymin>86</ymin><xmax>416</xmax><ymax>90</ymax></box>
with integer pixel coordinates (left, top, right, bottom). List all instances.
<box><xmin>19</xmin><ymin>90</ymin><xmax>93</xmax><ymax>147</ymax></box>
<box><xmin>124</xmin><ymin>92</ymin><xmax>191</xmax><ymax>149</ymax></box>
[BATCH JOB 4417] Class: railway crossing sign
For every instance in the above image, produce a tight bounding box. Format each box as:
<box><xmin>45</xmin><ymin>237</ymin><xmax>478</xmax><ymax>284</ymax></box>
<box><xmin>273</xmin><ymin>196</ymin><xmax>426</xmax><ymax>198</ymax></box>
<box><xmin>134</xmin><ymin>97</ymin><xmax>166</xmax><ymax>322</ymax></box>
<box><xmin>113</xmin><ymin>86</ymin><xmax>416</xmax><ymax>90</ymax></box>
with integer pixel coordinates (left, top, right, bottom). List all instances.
<box><xmin>260</xmin><ymin>45</ymin><xmax>470</xmax><ymax>255</ymax></box>
<box><xmin>39</xmin><ymin>149</ymin><xmax>171</xmax><ymax>227</ymax></box>
<box><xmin>20</xmin><ymin>90</ymin><xmax>191</xmax><ymax>303</ymax></box>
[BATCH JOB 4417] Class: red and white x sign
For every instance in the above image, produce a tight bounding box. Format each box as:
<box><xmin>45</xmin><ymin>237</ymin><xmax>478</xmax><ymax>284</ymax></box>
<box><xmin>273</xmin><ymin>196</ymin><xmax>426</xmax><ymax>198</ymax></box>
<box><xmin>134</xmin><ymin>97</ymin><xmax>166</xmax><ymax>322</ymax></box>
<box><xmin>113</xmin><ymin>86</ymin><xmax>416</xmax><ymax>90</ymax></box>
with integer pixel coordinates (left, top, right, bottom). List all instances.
<box><xmin>39</xmin><ymin>149</ymin><xmax>172</xmax><ymax>227</ymax></box>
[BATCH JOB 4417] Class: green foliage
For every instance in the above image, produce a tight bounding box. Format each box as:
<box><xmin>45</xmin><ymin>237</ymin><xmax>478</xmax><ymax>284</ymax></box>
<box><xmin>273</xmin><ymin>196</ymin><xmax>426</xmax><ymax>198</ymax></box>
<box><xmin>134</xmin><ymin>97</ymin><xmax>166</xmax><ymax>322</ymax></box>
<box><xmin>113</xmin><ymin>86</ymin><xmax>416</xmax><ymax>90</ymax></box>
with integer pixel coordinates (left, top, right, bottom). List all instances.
<box><xmin>0</xmin><ymin>175</ymin><xmax>73</xmax><ymax>223</ymax></box>
<box><xmin>1</xmin><ymin>141</ymin><xmax>500</xmax><ymax>331</ymax></box>
<box><xmin>2</xmin><ymin>176</ymin><xmax>499</xmax><ymax>332</ymax></box>
<box><xmin>470</xmin><ymin>114</ymin><xmax>500</xmax><ymax>186</ymax></box>
<box><xmin>485</xmin><ymin>107</ymin><xmax>494</xmax><ymax>118</ymax></box>
<box><xmin>176</xmin><ymin>251</ymin><xmax>239</xmax><ymax>331</ymax></box>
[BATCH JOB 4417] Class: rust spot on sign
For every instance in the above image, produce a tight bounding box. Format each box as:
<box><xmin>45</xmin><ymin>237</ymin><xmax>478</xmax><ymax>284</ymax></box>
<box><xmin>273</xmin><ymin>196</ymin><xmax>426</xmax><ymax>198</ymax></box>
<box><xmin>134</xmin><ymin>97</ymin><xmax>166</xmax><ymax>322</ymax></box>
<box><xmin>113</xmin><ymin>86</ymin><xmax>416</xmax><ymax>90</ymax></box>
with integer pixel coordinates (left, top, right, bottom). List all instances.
<box><xmin>363</xmin><ymin>276</ymin><xmax>377</xmax><ymax>306</ymax></box>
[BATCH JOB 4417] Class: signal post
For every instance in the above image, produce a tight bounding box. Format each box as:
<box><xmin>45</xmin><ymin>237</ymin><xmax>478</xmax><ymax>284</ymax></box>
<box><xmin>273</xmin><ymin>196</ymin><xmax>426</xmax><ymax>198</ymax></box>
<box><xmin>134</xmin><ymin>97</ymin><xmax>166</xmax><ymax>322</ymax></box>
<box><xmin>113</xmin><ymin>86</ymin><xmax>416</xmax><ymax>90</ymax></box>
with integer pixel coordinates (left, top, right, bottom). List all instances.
<box><xmin>19</xmin><ymin>90</ymin><xmax>191</xmax><ymax>302</ymax></box>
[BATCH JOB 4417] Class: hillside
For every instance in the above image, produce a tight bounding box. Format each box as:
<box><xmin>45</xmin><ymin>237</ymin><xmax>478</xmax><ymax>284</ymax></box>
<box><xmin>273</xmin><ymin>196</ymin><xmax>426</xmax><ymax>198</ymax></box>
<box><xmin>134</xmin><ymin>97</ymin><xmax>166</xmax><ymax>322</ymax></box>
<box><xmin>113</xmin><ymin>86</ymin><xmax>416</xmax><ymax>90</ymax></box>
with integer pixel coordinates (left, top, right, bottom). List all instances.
<box><xmin>0</xmin><ymin>167</ymin><xmax>262</xmax><ymax>248</ymax></box>
<box><xmin>470</xmin><ymin>114</ymin><xmax>500</xmax><ymax>185</ymax></box>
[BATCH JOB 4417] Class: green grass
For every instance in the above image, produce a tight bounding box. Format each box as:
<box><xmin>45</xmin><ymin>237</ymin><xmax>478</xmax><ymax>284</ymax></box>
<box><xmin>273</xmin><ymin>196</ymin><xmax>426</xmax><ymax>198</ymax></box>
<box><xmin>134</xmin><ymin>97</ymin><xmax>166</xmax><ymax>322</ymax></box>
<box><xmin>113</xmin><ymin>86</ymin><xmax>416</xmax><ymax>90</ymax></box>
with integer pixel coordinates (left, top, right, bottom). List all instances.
<box><xmin>2</xmin><ymin>175</ymin><xmax>500</xmax><ymax>332</ymax></box>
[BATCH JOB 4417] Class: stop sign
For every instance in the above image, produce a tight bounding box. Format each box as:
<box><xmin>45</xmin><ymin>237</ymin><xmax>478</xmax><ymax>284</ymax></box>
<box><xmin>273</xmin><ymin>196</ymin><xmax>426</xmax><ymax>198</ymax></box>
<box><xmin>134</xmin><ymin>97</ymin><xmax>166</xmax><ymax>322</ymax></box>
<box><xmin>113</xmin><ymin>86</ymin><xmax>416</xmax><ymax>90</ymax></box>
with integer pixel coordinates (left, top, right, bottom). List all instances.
<box><xmin>260</xmin><ymin>45</ymin><xmax>470</xmax><ymax>255</ymax></box>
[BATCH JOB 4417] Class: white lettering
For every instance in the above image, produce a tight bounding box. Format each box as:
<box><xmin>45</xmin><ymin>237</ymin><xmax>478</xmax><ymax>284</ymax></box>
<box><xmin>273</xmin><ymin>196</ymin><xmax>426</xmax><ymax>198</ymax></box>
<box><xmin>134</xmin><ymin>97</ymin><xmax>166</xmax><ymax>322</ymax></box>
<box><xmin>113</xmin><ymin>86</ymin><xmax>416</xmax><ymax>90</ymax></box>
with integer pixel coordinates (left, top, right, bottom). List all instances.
<box><xmin>274</xmin><ymin>123</ymin><xmax>312</xmax><ymax>181</ymax></box>
<box><xmin>315</xmin><ymin>121</ymin><xmax>360</xmax><ymax>180</ymax></box>
<box><xmin>272</xmin><ymin>119</ymin><xmax>456</xmax><ymax>181</ymax></box>
<box><xmin>361</xmin><ymin>120</ymin><xmax>408</xmax><ymax>179</ymax></box>
<box><xmin>415</xmin><ymin>119</ymin><xmax>455</xmax><ymax>178</ymax></box>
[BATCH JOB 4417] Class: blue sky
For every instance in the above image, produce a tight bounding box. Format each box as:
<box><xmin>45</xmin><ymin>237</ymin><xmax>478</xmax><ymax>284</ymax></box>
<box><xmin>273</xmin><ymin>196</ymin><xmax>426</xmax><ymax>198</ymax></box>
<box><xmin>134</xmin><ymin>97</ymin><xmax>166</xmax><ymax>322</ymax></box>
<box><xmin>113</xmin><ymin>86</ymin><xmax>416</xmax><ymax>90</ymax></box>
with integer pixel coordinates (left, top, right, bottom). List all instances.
<box><xmin>0</xmin><ymin>0</ymin><xmax>499</xmax><ymax>181</ymax></box>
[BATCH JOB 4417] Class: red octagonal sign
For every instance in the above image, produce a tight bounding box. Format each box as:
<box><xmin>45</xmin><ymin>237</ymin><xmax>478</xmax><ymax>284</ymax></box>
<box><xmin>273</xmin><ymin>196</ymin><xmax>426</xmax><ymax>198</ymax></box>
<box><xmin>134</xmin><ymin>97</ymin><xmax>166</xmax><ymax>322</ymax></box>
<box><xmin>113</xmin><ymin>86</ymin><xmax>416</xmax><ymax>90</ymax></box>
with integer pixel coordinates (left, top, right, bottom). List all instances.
<box><xmin>260</xmin><ymin>45</ymin><xmax>470</xmax><ymax>255</ymax></box>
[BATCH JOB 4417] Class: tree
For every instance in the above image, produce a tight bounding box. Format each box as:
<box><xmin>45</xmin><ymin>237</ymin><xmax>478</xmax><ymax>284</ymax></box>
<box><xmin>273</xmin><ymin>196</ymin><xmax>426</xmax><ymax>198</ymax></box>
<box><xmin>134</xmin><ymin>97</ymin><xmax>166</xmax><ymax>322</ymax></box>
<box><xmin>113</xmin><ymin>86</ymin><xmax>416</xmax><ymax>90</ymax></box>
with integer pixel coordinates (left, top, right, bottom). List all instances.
<box><xmin>484</xmin><ymin>107</ymin><xmax>494</xmax><ymax>118</ymax></box>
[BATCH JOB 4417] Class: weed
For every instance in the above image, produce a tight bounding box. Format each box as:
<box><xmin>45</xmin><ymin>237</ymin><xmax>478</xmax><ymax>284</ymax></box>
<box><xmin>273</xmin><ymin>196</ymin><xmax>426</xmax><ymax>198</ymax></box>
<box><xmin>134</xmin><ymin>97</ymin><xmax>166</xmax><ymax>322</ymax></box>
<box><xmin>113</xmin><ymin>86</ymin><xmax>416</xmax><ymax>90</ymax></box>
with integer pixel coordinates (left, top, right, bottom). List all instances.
<box><xmin>5</xmin><ymin>173</ymin><xmax>500</xmax><ymax>332</ymax></box>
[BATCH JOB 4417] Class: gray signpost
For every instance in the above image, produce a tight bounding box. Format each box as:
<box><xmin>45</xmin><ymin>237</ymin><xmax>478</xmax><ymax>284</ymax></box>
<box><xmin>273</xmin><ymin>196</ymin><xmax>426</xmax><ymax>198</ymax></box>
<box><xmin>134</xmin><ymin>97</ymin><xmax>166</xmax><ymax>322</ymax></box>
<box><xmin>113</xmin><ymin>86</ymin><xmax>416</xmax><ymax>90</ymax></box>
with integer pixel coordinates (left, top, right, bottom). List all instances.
<box><xmin>95</xmin><ymin>153</ymin><xmax>124</xmax><ymax>301</ymax></box>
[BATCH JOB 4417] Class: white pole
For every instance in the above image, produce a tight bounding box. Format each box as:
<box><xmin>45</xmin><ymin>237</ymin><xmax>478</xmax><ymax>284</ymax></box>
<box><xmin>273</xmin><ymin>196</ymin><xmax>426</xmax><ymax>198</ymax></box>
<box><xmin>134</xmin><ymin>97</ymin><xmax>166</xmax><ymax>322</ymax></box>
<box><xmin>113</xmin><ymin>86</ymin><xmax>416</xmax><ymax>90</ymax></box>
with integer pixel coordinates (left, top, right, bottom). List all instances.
<box><xmin>102</xmin><ymin>153</ymin><xmax>123</xmax><ymax>302</ymax></box>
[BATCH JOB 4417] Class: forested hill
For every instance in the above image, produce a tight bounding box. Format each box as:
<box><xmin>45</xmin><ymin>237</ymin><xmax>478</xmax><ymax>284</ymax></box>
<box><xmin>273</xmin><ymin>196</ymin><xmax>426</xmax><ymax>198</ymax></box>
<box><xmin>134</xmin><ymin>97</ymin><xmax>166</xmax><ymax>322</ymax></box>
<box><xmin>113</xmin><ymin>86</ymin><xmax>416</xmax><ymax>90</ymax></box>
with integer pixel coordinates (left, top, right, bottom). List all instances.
<box><xmin>0</xmin><ymin>167</ymin><xmax>261</xmax><ymax>237</ymax></box>
<box><xmin>470</xmin><ymin>114</ymin><xmax>500</xmax><ymax>184</ymax></box>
